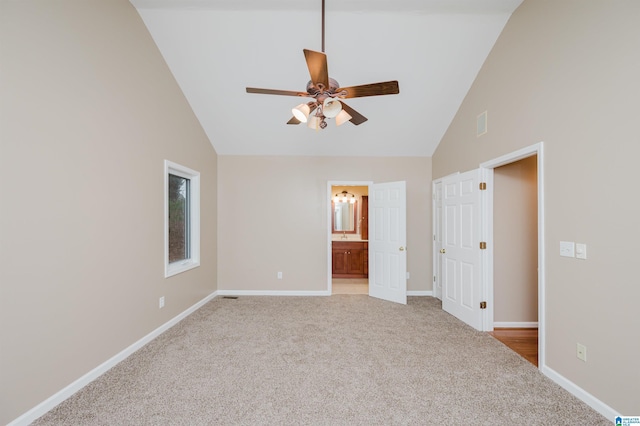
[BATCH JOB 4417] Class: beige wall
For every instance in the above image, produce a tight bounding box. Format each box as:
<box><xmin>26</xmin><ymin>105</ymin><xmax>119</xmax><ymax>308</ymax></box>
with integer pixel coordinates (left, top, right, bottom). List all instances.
<box><xmin>433</xmin><ymin>0</ymin><xmax>640</xmax><ymax>414</ymax></box>
<box><xmin>218</xmin><ymin>156</ymin><xmax>431</xmax><ymax>293</ymax></box>
<box><xmin>0</xmin><ymin>1</ymin><xmax>217</xmax><ymax>424</ymax></box>
<box><xmin>493</xmin><ymin>156</ymin><xmax>538</xmax><ymax>323</ymax></box>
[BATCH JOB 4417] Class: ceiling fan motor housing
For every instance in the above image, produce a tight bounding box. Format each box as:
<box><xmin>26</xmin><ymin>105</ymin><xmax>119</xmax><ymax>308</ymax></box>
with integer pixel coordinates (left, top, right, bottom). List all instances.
<box><xmin>307</xmin><ymin>78</ymin><xmax>340</xmax><ymax>99</ymax></box>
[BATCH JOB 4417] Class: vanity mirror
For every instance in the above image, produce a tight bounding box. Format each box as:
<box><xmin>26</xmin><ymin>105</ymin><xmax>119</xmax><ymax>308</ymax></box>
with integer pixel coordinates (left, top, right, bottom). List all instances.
<box><xmin>332</xmin><ymin>200</ymin><xmax>357</xmax><ymax>233</ymax></box>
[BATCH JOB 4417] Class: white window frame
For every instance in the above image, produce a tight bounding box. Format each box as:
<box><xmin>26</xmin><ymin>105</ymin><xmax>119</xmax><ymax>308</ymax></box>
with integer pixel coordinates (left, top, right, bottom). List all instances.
<box><xmin>164</xmin><ymin>160</ymin><xmax>200</xmax><ymax>277</ymax></box>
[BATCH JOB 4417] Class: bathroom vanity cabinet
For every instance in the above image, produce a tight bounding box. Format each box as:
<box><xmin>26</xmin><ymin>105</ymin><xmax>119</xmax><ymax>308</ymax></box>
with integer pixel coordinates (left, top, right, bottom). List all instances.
<box><xmin>332</xmin><ymin>241</ymin><xmax>368</xmax><ymax>278</ymax></box>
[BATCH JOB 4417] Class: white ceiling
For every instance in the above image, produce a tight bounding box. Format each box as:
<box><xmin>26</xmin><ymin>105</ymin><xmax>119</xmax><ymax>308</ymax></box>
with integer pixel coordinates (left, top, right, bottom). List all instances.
<box><xmin>130</xmin><ymin>0</ymin><xmax>523</xmax><ymax>157</ymax></box>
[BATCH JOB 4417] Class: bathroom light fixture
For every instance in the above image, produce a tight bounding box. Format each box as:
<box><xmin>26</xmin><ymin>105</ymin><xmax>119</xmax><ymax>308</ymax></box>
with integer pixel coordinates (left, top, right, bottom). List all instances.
<box><xmin>334</xmin><ymin>190</ymin><xmax>356</xmax><ymax>203</ymax></box>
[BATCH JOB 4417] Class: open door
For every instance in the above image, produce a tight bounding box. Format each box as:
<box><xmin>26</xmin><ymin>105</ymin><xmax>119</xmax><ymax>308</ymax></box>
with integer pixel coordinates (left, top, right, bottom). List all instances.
<box><xmin>433</xmin><ymin>180</ymin><xmax>443</xmax><ymax>300</ymax></box>
<box><xmin>369</xmin><ymin>181</ymin><xmax>407</xmax><ymax>304</ymax></box>
<box><xmin>441</xmin><ymin>170</ymin><xmax>483</xmax><ymax>330</ymax></box>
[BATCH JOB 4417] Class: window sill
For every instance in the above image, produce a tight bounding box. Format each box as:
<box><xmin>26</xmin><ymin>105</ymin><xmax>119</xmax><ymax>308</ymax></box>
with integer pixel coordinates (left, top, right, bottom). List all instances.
<box><xmin>165</xmin><ymin>260</ymin><xmax>200</xmax><ymax>278</ymax></box>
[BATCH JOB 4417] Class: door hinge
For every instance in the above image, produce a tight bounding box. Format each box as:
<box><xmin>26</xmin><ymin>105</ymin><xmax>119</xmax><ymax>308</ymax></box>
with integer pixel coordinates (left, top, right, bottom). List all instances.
<box><xmin>433</xmin><ymin>275</ymin><xmax>436</xmax><ymax>282</ymax></box>
<box><xmin>479</xmin><ymin>242</ymin><xmax>487</xmax><ymax>250</ymax></box>
<box><xmin>479</xmin><ymin>182</ymin><xmax>487</xmax><ymax>190</ymax></box>
<box><xmin>480</xmin><ymin>301</ymin><xmax>487</xmax><ymax>309</ymax></box>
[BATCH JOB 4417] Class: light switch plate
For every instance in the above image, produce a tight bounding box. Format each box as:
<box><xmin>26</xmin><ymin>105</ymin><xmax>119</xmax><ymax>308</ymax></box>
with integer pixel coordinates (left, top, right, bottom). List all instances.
<box><xmin>576</xmin><ymin>243</ymin><xmax>587</xmax><ymax>260</ymax></box>
<box><xmin>560</xmin><ymin>241</ymin><xmax>575</xmax><ymax>258</ymax></box>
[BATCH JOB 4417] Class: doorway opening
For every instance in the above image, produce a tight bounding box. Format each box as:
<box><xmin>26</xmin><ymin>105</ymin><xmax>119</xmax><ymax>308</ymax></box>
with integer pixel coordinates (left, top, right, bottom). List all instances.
<box><xmin>328</xmin><ymin>180</ymin><xmax>408</xmax><ymax>304</ymax></box>
<box><xmin>481</xmin><ymin>142</ymin><xmax>545</xmax><ymax>368</ymax></box>
<box><xmin>489</xmin><ymin>155</ymin><xmax>538</xmax><ymax>366</ymax></box>
<box><xmin>327</xmin><ymin>182</ymin><xmax>371</xmax><ymax>295</ymax></box>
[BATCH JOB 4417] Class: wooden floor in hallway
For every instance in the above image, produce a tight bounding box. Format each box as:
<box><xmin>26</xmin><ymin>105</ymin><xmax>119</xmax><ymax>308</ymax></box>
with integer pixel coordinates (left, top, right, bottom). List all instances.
<box><xmin>490</xmin><ymin>328</ymin><xmax>538</xmax><ymax>367</ymax></box>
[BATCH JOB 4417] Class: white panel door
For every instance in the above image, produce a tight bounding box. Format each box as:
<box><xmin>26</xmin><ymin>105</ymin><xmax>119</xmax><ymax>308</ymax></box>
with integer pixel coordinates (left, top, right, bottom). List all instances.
<box><xmin>433</xmin><ymin>181</ymin><xmax>443</xmax><ymax>300</ymax></box>
<box><xmin>369</xmin><ymin>181</ymin><xmax>407</xmax><ymax>304</ymax></box>
<box><xmin>441</xmin><ymin>170</ymin><xmax>483</xmax><ymax>330</ymax></box>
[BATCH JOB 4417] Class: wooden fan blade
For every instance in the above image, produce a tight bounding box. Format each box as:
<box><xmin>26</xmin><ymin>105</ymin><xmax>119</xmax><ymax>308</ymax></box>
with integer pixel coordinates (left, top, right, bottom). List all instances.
<box><xmin>287</xmin><ymin>117</ymin><xmax>301</xmax><ymax>125</ymax></box>
<box><xmin>340</xmin><ymin>102</ymin><xmax>368</xmax><ymax>125</ymax></box>
<box><xmin>336</xmin><ymin>80</ymin><xmax>399</xmax><ymax>99</ymax></box>
<box><xmin>246</xmin><ymin>87</ymin><xmax>309</xmax><ymax>97</ymax></box>
<box><xmin>303</xmin><ymin>49</ymin><xmax>329</xmax><ymax>91</ymax></box>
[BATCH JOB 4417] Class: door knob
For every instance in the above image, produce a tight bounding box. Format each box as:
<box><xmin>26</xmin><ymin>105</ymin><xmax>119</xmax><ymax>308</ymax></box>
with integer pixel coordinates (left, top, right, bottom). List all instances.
<box><xmin>440</xmin><ymin>249</ymin><xmax>446</xmax><ymax>254</ymax></box>
<box><xmin>399</xmin><ymin>247</ymin><xmax>405</xmax><ymax>251</ymax></box>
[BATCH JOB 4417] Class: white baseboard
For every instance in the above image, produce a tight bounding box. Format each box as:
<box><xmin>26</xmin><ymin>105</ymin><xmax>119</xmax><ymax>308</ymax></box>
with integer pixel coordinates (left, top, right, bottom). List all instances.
<box><xmin>8</xmin><ymin>291</ymin><xmax>219</xmax><ymax>426</ymax></box>
<box><xmin>218</xmin><ymin>290</ymin><xmax>432</xmax><ymax>297</ymax></box>
<box><xmin>540</xmin><ymin>365</ymin><xmax>619</xmax><ymax>420</ymax></box>
<box><xmin>217</xmin><ymin>289</ymin><xmax>330</xmax><ymax>296</ymax></box>
<box><xmin>407</xmin><ymin>291</ymin><xmax>433</xmax><ymax>296</ymax></box>
<box><xmin>493</xmin><ymin>321</ymin><xmax>538</xmax><ymax>328</ymax></box>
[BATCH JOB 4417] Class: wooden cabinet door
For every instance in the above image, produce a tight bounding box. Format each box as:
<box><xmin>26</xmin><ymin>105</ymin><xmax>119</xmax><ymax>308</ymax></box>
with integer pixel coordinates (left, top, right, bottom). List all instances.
<box><xmin>332</xmin><ymin>248</ymin><xmax>348</xmax><ymax>275</ymax></box>
<box><xmin>348</xmin><ymin>247</ymin><xmax>364</xmax><ymax>275</ymax></box>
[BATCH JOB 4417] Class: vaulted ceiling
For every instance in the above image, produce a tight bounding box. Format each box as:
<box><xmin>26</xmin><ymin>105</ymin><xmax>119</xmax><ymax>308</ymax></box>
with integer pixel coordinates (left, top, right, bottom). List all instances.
<box><xmin>130</xmin><ymin>0</ymin><xmax>523</xmax><ymax>157</ymax></box>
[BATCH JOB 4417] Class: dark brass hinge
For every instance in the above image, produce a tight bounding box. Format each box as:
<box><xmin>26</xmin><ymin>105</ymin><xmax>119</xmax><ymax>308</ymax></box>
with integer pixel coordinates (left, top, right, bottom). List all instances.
<box><xmin>479</xmin><ymin>182</ymin><xmax>487</xmax><ymax>190</ymax></box>
<box><xmin>480</xmin><ymin>301</ymin><xmax>487</xmax><ymax>309</ymax></box>
<box><xmin>479</xmin><ymin>242</ymin><xmax>487</xmax><ymax>250</ymax></box>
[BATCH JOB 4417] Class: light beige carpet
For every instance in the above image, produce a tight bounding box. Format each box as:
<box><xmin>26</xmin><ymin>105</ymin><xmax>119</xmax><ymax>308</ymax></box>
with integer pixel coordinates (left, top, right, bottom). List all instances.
<box><xmin>33</xmin><ymin>296</ymin><xmax>608</xmax><ymax>425</ymax></box>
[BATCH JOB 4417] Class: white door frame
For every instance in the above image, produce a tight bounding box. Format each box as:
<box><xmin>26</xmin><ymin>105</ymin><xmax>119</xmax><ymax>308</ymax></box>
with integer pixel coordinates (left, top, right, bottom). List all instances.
<box><xmin>479</xmin><ymin>142</ymin><xmax>545</xmax><ymax>368</ymax></box>
<box><xmin>327</xmin><ymin>180</ymin><xmax>373</xmax><ymax>295</ymax></box>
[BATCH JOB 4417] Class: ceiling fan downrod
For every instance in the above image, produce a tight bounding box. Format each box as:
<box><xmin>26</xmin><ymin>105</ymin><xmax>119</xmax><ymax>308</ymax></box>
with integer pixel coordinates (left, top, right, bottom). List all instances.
<box><xmin>321</xmin><ymin>0</ymin><xmax>325</xmax><ymax>53</ymax></box>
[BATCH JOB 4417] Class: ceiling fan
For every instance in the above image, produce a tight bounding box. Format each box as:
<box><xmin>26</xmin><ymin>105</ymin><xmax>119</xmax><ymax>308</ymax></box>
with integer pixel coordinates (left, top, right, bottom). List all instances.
<box><xmin>245</xmin><ymin>0</ymin><xmax>399</xmax><ymax>130</ymax></box>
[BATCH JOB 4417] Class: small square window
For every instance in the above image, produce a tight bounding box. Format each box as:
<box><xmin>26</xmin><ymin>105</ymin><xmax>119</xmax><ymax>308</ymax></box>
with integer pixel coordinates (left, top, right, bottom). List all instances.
<box><xmin>165</xmin><ymin>160</ymin><xmax>200</xmax><ymax>277</ymax></box>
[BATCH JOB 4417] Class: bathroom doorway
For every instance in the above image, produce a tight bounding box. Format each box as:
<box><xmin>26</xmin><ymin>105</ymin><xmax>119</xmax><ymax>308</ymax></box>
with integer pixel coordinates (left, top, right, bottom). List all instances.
<box><xmin>328</xmin><ymin>182</ymin><xmax>371</xmax><ymax>295</ymax></box>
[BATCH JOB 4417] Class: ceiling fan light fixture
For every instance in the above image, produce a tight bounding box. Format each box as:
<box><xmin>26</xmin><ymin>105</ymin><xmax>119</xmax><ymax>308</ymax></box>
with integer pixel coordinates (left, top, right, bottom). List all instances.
<box><xmin>307</xmin><ymin>115</ymin><xmax>321</xmax><ymax>130</ymax></box>
<box><xmin>335</xmin><ymin>109</ymin><xmax>352</xmax><ymax>126</ymax></box>
<box><xmin>322</xmin><ymin>97</ymin><xmax>342</xmax><ymax>118</ymax></box>
<box><xmin>245</xmin><ymin>0</ymin><xmax>399</xmax><ymax>130</ymax></box>
<box><xmin>292</xmin><ymin>103</ymin><xmax>311</xmax><ymax>122</ymax></box>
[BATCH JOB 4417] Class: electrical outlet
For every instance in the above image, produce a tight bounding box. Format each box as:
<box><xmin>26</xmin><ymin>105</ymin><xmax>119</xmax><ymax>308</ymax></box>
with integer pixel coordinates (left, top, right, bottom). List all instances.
<box><xmin>159</xmin><ymin>296</ymin><xmax>165</xmax><ymax>309</ymax></box>
<box><xmin>277</xmin><ymin>272</ymin><xmax>282</xmax><ymax>279</ymax></box>
<box><xmin>576</xmin><ymin>343</ymin><xmax>587</xmax><ymax>362</ymax></box>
